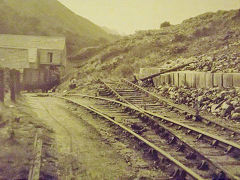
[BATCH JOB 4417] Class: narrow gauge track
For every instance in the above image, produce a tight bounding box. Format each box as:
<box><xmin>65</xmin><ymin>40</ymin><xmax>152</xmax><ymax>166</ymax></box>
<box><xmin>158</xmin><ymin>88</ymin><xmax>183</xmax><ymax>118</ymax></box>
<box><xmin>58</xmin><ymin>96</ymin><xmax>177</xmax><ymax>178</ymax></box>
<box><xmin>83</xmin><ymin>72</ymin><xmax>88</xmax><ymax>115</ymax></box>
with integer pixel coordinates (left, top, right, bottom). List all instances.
<box><xmin>97</xmin><ymin>80</ymin><xmax>240</xmax><ymax>179</ymax></box>
<box><xmin>57</xmin><ymin>96</ymin><xmax>201</xmax><ymax>180</ymax></box>
<box><xmin>121</xmin><ymin>79</ymin><xmax>240</xmax><ymax>141</ymax></box>
<box><xmin>100</xmin><ymin>80</ymin><xmax>240</xmax><ymax>147</ymax></box>
<box><xmin>61</xmin><ymin>94</ymin><xmax>239</xmax><ymax>179</ymax></box>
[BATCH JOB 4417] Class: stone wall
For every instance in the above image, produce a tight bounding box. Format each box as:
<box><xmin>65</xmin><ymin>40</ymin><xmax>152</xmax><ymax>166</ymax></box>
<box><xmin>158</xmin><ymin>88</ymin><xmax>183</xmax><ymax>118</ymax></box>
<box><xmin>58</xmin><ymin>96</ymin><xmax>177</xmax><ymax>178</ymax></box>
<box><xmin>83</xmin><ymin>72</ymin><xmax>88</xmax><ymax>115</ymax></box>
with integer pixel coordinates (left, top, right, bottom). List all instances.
<box><xmin>38</xmin><ymin>49</ymin><xmax>63</xmax><ymax>65</ymax></box>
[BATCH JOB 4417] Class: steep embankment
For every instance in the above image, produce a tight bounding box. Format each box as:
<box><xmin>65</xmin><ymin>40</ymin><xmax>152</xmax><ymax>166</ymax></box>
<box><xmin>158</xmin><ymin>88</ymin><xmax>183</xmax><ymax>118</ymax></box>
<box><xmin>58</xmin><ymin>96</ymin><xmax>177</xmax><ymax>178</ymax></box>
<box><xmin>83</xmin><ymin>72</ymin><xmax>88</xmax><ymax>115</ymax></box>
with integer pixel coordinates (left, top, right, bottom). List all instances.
<box><xmin>72</xmin><ymin>9</ymin><xmax>240</xmax><ymax>82</ymax></box>
<box><xmin>0</xmin><ymin>0</ymin><xmax>118</xmax><ymax>55</ymax></box>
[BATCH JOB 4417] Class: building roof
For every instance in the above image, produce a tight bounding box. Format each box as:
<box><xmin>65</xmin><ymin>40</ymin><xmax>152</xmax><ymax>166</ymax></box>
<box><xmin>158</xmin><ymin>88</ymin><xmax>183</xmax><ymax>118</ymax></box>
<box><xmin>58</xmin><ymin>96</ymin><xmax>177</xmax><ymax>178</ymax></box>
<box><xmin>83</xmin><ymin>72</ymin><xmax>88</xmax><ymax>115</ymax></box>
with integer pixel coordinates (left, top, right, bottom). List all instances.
<box><xmin>0</xmin><ymin>34</ymin><xmax>66</xmax><ymax>50</ymax></box>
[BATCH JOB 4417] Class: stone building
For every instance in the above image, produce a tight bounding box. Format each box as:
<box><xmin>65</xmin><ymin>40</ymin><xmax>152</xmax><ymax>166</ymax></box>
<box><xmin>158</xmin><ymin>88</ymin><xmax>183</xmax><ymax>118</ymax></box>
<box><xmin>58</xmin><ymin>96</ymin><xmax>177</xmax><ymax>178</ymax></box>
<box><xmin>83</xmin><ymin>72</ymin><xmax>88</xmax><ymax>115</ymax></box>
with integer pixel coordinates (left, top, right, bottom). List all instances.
<box><xmin>0</xmin><ymin>34</ymin><xmax>66</xmax><ymax>72</ymax></box>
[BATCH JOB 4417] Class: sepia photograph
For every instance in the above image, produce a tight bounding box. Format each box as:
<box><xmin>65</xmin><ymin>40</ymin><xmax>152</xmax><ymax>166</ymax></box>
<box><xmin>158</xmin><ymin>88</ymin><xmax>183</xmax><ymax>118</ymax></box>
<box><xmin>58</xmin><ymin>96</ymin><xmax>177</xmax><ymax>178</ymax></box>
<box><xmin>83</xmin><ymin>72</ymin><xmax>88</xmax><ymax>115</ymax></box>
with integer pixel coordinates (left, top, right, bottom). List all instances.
<box><xmin>0</xmin><ymin>0</ymin><xmax>240</xmax><ymax>179</ymax></box>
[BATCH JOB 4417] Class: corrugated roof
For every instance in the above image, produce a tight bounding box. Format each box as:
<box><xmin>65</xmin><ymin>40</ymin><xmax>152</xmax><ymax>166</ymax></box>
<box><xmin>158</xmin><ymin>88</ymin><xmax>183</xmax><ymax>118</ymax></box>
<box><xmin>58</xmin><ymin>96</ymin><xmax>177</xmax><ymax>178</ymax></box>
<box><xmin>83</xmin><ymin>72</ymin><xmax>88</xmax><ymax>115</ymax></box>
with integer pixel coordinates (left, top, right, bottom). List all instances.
<box><xmin>0</xmin><ymin>34</ymin><xmax>66</xmax><ymax>50</ymax></box>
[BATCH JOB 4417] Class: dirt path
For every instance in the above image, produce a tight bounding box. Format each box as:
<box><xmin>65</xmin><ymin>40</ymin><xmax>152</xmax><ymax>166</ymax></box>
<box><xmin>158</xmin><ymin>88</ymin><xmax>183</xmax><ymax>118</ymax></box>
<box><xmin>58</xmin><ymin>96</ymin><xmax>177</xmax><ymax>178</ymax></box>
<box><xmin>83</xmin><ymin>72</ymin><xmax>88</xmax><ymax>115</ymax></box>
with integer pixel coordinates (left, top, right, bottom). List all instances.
<box><xmin>25</xmin><ymin>95</ymin><xmax>134</xmax><ymax>179</ymax></box>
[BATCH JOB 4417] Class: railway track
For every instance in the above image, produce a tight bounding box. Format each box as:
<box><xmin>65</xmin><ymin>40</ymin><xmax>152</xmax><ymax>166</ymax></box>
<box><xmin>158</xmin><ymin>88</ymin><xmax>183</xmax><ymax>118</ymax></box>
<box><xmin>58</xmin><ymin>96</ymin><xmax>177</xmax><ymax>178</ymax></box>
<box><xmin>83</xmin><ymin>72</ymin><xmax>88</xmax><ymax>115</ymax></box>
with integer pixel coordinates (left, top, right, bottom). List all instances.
<box><xmin>60</xmin><ymin>94</ymin><xmax>240</xmax><ymax>179</ymax></box>
<box><xmin>88</xmin><ymin>79</ymin><xmax>240</xmax><ymax>179</ymax></box>
<box><xmin>122</xmin><ymin>79</ymin><xmax>240</xmax><ymax>140</ymax></box>
<box><xmin>100</xmin><ymin>79</ymin><xmax>240</xmax><ymax>146</ymax></box>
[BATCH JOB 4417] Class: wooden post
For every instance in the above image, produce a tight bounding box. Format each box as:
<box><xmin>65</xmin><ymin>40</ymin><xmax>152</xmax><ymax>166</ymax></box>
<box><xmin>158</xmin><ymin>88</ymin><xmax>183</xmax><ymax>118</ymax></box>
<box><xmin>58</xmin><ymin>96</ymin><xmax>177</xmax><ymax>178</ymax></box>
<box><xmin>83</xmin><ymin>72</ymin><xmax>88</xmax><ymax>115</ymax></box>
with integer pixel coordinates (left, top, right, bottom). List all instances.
<box><xmin>28</xmin><ymin>132</ymin><xmax>42</xmax><ymax>180</ymax></box>
<box><xmin>0</xmin><ymin>69</ymin><xmax>4</xmax><ymax>102</ymax></box>
<box><xmin>23</xmin><ymin>68</ymin><xmax>28</xmax><ymax>91</ymax></box>
<box><xmin>9</xmin><ymin>69</ymin><xmax>16</xmax><ymax>102</ymax></box>
<box><xmin>15</xmin><ymin>70</ymin><xmax>20</xmax><ymax>95</ymax></box>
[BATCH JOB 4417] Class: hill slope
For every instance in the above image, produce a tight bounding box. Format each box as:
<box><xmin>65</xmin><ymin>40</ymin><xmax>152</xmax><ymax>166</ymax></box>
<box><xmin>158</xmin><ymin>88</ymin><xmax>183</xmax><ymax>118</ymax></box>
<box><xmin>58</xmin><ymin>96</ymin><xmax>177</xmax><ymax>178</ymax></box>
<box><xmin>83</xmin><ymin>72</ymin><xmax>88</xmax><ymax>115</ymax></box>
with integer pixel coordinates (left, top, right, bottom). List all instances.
<box><xmin>0</xmin><ymin>0</ymin><xmax>118</xmax><ymax>55</ymax></box>
<box><xmin>72</xmin><ymin>9</ymin><xmax>240</xmax><ymax>82</ymax></box>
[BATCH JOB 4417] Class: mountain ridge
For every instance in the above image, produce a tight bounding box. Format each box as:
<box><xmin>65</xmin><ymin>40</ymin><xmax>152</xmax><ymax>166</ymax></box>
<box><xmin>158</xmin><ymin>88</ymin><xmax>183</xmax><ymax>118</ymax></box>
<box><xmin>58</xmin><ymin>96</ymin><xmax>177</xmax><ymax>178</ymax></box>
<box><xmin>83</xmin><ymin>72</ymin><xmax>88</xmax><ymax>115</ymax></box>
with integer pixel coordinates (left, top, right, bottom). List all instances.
<box><xmin>0</xmin><ymin>0</ymin><xmax>119</xmax><ymax>55</ymax></box>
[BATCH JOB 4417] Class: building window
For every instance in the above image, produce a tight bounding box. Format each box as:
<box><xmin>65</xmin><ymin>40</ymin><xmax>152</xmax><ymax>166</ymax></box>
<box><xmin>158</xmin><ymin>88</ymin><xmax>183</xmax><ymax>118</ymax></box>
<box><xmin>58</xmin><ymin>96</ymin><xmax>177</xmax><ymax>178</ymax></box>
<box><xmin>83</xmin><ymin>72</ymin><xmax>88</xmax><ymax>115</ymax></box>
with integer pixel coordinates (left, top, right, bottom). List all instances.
<box><xmin>48</xmin><ymin>52</ymin><xmax>53</xmax><ymax>63</ymax></box>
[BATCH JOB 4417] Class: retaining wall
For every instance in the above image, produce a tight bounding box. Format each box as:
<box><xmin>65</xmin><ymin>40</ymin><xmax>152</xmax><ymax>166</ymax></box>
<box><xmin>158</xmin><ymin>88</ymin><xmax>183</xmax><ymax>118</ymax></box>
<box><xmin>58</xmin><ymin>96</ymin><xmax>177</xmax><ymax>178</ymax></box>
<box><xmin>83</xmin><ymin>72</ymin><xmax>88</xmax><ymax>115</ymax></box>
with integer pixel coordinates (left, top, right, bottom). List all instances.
<box><xmin>141</xmin><ymin>69</ymin><xmax>240</xmax><ymax>88</ymax></box>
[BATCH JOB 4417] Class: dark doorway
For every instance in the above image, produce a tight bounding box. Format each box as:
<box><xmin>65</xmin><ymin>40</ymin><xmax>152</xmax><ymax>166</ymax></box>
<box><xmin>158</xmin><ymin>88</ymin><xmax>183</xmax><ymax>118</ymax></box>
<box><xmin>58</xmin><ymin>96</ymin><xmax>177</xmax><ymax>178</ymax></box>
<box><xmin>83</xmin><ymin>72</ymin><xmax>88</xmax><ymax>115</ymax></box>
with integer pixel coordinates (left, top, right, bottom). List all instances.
<box><xmin>48</xmin><ymin>52</ymin><xmax>53</xmax><ymax>63</ymax></box>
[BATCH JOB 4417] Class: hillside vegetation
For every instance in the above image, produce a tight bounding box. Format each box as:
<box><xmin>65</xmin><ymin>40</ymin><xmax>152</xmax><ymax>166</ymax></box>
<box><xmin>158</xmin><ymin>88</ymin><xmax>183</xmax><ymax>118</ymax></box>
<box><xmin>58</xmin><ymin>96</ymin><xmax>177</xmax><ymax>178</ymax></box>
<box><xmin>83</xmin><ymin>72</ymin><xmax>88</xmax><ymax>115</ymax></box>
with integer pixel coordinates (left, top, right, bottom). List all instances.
<box><xmin>0</xmin><ymin>0</ymin><xmax>118</xmax><ymax>55</ymax></box>
<box><xmin>72</xmin><ymin>9</ymin><xmax>240</xmax><ymax>82</ymax></box>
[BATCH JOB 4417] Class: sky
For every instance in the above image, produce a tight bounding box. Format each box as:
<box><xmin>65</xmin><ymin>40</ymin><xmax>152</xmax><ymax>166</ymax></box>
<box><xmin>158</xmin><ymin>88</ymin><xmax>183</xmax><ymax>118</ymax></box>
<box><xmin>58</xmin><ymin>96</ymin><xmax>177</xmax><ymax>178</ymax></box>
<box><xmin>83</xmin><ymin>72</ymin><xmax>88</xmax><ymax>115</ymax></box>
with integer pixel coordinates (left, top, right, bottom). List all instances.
<box><xmin>58</xmin><ymin>0</ymin><xmax>240</xmax><ymax>34</ymax></box>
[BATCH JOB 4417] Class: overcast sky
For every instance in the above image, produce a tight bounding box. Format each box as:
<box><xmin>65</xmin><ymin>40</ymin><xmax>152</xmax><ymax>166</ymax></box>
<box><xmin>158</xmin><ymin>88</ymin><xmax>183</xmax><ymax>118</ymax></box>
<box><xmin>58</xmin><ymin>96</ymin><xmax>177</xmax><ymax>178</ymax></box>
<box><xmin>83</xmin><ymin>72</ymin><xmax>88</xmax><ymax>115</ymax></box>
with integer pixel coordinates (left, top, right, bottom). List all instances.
<box><xmin>58</xmin><ymin>0</ymin><xmax>240</xmax><ymax>34</ymax></box>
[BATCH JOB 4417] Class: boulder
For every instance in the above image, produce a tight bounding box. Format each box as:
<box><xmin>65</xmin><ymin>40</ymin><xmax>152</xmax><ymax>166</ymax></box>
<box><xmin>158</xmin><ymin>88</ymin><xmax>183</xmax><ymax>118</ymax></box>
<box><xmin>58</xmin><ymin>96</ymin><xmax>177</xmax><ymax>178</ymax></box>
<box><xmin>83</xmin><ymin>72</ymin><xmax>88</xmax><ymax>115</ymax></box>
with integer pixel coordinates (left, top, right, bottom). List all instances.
<box><xmin>221</xmin><ymin>101</ymin><xmax>234</xmax><ymax>116</ymax></box>
<box><xmin>233</xmin><ymin>107</ymin><xmax>240</xmax><ymax>113</ymax></box>
<box><xmin>211</xmin><ymin>104</ymin><xmax>220</xmax><ymax>113</ymax></box>
<box><xmin>231</xmin><ymin>100</ymin><xmax>239</xmax><ymax>107</ymax></box>
<box><xmin>232</xmin><ymin>113</ymin><xmax>240</xmax><ymax>121</ymax></box>
<box><xmin>221</xmin><ymin>101</ymin><xmax>230</xmax><ymax>109</ymax></box>
<box><xmin>197</xmin><ymin>95</ymin><xmax>204</xmax><ymax>102</ymax></box>
<box><xmin>202</xmin><ymin>105</ymin><xmax>208</xmax><ymax>111</ymax></box>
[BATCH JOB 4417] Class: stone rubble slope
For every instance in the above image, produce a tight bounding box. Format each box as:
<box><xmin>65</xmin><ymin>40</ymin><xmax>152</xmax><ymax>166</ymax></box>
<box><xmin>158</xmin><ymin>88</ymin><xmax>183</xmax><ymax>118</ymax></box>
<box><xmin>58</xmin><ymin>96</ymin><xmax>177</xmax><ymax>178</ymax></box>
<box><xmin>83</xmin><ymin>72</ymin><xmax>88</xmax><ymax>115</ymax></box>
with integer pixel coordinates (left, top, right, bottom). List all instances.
<box><xmin>155</xmin><ymin>85</ymin><xmax>240</xmax><ymax>121</ymax></box>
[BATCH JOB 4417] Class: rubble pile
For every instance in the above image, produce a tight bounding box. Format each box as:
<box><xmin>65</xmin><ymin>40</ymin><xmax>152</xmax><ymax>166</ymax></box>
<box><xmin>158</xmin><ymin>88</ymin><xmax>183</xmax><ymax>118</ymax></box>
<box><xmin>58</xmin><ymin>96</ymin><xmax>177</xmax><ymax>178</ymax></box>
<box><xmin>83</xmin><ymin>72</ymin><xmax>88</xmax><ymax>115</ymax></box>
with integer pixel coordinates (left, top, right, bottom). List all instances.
<box><xmin>157</xmin><ymin>40</ymin><xmax>240</xmax><ymax>73</ymax></box>
<box><xmin>183</xmin><ymin>52</ymin><xmax>240</xmax><ymax>73</ymax></box>
<box><xmin>156</xmin><ymin>85</ymin><xmax>240</xmax><ymax>121</ymax></box>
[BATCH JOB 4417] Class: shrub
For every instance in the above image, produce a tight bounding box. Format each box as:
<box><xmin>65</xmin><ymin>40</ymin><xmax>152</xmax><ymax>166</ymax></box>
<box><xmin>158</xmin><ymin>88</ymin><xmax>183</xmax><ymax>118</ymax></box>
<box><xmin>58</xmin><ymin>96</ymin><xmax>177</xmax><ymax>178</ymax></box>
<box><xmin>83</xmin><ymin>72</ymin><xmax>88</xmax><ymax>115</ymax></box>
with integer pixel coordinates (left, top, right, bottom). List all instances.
<box><xmin>97</xmin><ymin>37</ymin><xmax>108</xmax><ymax>44</ymax></box>
<box><xmin>238</xmin><ymin>9</ymin><xmax>240</xmax><ymax>17</ymax></box>
<box><xmin>145</xmin><ymin>31</ymin><xmax>152</xmax><ymax>36</ymax></box>
<box><xmin>115</xmin><ymin>64</ymin><xmax>134</xmax><ymax>78</ymax></box>
<box><xmin>171</xmin><ymin>45</ymin><xmax>187</xmax><ymax>54</ymax></box>
<box><xmin>173</xmin><ymin>33</ymin><xmax>188</xmax><ymax>42</ymax></box>
<box><xmin>160</xmin><ymin>21</ymin><xmax>171</xmax><ymax>28</ymax></box>
<box><xmin>232</xmin><ymin>9</ymin><xmax>240</xmax><ymax>19</ymax></box>
<box><xmin>129</xmin><ymin>44</ymin><xmax>149</xmax><ymax>58</ymax></box>
<box><xmin>153</xmin><ymin>40</ymin><xmax>163</xmax><ymax>48</ymax></box>
<box><xmin>100</xmin><ymin>47</ymin><xmax>129</xmax><ymax>63</ymax></box>
<box><xmin>193</xmin><ymin>26</ymin><xmax>216</xmax><ymax>38</ymax></box>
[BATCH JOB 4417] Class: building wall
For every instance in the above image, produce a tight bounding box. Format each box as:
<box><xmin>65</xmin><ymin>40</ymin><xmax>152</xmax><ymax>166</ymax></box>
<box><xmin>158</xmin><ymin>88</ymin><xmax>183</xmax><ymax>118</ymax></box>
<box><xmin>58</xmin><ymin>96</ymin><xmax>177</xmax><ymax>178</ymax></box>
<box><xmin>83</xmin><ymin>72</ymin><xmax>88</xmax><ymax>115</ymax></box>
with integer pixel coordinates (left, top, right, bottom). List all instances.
<box><xmin>38</xmin><ymin>49</ymin><xmax>63</xmax><ymax>65</ymax></box>
<box><xmin>28</xmin><ymin>48</ymin><xmax>38</xmax><ymax>63</ymax></box>
<box><xmin>0</xmin><ymin>45</ymin><xmax>66</xmax><ymax>80</ymax></box>
<box><xmin>29</xmin><ymin>62</ymin><xmax>38</xmax><ymax>69</ymax></box>
<box><xmin>0</xmin><ymin>47</ymin><xmax>29</xmax><ymax>70</ymax></box>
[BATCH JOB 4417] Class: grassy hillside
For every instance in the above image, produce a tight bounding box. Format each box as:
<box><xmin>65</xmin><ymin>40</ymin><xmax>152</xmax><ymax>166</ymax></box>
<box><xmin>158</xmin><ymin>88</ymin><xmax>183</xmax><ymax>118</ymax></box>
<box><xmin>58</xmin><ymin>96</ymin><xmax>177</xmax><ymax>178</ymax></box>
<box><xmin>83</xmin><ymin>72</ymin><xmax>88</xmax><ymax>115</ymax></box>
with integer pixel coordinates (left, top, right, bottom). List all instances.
<box><xmin>71</xmin><ymin>9</ymin><xmax>240</xmax><ymax>82</ymax></box>
<box><xmin>0</xmin><ymin>0</ymin><xmax>118</xmax><ymax>55</ymax></box>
